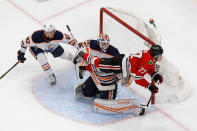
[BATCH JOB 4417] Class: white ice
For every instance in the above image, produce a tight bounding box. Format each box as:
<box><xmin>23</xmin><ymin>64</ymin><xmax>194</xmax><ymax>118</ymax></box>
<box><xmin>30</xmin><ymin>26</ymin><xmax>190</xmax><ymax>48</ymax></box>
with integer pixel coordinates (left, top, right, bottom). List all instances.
<box><xmin>0</xmin><ymin>0</ymin><xmax>197</xmax><ymax>130</ymax></box>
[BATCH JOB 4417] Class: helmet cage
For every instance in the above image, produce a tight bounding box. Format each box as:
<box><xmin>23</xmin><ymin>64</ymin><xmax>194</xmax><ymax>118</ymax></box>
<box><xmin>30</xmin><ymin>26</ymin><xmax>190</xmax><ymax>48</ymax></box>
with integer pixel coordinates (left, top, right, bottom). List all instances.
<box><xmin>98</xmin><ymin>34</ymin><xmax>110</xmax><ymax>50</ymax></box>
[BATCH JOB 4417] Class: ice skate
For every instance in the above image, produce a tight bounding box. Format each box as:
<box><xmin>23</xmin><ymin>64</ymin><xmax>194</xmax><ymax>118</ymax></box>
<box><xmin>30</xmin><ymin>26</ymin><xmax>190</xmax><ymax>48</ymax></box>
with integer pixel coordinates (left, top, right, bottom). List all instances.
<box><xmin>139</xmin><ymin>105</ymin><xmax>146</xmax><ymax>116</ymax></box>
<box><xmin>49</xmin><ymin>73</ymin><xmax>56</xmax><ymax>86</ymax></box>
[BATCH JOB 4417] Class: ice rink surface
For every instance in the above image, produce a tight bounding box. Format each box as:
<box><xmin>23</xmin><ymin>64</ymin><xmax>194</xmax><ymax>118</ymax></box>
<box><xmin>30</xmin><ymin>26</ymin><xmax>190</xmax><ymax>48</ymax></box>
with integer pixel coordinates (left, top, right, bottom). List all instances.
<box><xmin>0</xmin><ymin>0</ymin><xmax>197</xmax><ymax>130</ymax></box>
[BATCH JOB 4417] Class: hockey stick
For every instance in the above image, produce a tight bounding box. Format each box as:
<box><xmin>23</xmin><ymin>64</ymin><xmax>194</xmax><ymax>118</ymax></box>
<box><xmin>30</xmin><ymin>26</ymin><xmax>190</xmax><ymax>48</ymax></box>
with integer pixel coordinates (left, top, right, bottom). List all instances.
<box><xmin>146</xmin><ymin>92</ymin><xmax>153</xmax><ymax>107</ymax></box>
<box><xmin>66</xmin><ymin>25</ymin><xmax>83</xmax><ymax>79</ymax></box>
<box><xmin>66</xmin><ymin>25</ymin><xmax>75</xmax><ymax>41</ymax></box>
<box><xmin>0</xmin><ymin>62</ymin><xmax>19</xmax><ymax>79</ymax></box>
<box><xmin>140</xmin><ymin>93</ymin><xmax>153</xmax><ymax>115</ymax></box>
<box><xmin>66</xmin><ymin>25</ymin><xmax>82</xmax><ymax>49</ymax></box>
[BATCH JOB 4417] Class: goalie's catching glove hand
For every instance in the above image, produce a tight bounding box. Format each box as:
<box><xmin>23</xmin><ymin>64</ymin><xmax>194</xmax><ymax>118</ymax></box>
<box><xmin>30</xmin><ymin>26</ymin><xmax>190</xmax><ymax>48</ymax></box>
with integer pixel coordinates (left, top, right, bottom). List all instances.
<box><xmin>73</xmin><ymin>50</ymin><xmax>85</xmax><ymax>64</ymax></box>
<box><xmin>152</xmin><ymin>72</ymin><xmax>163</xmax><ymax>83</ymax></box>
<box><xmin>17</xmin><ymin>51</ymin><xmax>26</xmax><ymax>63</ymax></box>
<box><xmin>78</xmin><ymin>66</ymin><xmax>86</xmax><ymax>79</ymax></box>
<box><xmin>147</xmin><ymin>83</ymin><xmax>158</xmax><ymax>93</ymax></box>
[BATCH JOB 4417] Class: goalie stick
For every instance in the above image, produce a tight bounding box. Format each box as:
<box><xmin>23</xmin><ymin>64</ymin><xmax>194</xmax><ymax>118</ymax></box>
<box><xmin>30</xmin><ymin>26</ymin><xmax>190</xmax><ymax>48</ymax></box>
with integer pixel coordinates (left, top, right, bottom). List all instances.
<box><xmin>0</xmin><ymin>62</ymin><xmax>19</xmax><ymax>80</ymax></box>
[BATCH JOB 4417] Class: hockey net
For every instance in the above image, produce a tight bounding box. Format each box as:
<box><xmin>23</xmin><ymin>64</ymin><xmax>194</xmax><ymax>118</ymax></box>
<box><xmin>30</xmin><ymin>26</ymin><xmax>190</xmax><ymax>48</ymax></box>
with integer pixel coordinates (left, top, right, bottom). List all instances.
<box><xmin>100</xmin><ymin>7</ymin><xmax>190</xmax><ymax>104</ymax></box>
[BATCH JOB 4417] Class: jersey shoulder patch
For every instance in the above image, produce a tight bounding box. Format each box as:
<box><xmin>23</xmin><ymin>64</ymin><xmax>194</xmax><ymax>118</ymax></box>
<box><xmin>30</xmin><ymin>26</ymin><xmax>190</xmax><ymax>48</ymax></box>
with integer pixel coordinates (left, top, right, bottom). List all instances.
<box><xmin>31</xmin><ymin>30</ymin><xmax>63</xmax><ymax>43</ymax></box>
<box><xmin>31</xmin><ymin>30</ymin><xmax>45</xmax><ymax>43</ymax></box>
<box><xmin>53</xmin><ymin>30</ymin><xmax>63</xmax><ymax>40</ymax></box>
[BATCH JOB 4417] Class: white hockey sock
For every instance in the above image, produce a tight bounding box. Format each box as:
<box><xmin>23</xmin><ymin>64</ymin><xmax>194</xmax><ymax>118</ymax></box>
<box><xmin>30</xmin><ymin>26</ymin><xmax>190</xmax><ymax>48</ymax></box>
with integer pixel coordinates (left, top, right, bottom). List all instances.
<box><xmin>37</xmin><ymin>53</ymin><xmax>54</xmax><ymax>76</ymax></box>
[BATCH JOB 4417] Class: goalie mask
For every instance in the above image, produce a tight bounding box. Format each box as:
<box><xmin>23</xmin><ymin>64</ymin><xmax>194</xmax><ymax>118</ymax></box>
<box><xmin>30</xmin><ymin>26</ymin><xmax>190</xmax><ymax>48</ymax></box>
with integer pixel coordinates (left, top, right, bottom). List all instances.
<box><xmin>97</xmin><ymin>33</ymin><xmax>110</xmax><ymax>51</ymax></box>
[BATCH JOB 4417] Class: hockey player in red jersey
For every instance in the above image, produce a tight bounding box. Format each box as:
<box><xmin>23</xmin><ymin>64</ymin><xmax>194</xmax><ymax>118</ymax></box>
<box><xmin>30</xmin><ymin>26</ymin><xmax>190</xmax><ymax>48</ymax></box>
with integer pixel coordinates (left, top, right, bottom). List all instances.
<box><xmin>74</xmin><ymin>44</ymin><xmax>163</xmax><ymax>94</ymax></box>
<box><xmin>17</xmin><ymin>24</ymin><xmax>77</xmax><ymax>86</ymax></box>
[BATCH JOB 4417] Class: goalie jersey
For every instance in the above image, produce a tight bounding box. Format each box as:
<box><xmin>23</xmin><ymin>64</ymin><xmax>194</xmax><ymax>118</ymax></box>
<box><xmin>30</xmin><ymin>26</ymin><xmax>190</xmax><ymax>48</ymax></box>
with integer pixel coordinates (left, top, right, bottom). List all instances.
<box><xmin>82</xmin><ymin>50</ymin><xmax>156</xmax><ymax>89</ymax></box>
<box><xmin>81</xmin><ymin>40</ymin><xmax>120</xmax><ymax>90</ymax></box>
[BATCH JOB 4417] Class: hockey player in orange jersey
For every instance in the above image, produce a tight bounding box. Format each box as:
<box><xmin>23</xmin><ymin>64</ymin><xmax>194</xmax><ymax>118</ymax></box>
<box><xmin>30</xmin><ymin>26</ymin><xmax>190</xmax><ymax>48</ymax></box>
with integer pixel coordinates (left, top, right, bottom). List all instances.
<box><xmin>17</xmin><ymin>24</ymin><xmax>77</xmax><ymax>86</ymax></box>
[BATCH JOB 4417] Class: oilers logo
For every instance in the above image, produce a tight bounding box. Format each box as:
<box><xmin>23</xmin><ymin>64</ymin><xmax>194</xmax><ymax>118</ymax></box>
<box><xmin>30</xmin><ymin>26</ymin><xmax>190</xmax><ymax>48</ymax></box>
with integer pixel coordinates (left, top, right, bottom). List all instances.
<box><xmin>45</xmin><ymin>44</ymin><xmax>55</xmax><ymax>52</ymax></box>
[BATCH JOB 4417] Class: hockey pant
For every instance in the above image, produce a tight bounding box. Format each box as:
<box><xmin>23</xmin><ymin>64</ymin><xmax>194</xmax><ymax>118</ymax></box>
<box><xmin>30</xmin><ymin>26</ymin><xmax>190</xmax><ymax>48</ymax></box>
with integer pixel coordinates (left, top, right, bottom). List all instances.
<box><xmin>29</xmin><ymin>46</ymin><xmax>72</xmax><ymax>76</ymax></box>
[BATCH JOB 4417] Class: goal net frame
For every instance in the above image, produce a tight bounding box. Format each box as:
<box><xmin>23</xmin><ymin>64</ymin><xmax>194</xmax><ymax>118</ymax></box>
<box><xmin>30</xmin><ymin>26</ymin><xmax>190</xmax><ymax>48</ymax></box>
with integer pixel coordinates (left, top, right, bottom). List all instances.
<box><xmin>99</xmin><ymin>7</ymin><xmax>190</xmax><ymax>104</ymax></box>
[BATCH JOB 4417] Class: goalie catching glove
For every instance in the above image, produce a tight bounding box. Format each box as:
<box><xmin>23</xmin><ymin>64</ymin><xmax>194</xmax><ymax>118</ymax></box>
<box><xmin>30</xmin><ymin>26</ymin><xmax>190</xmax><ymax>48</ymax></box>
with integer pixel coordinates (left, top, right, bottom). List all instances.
<box><xmin>76</xmin><ymin>66</ymin><xmax>86</xmax><ymax>79</ymax></box>
<box><xmin>152</xmin><ymin>72</ymin><xmax>163</xmax><ymax>83</ymax></box>
<box><xmin>147</xmin><ymin>83</ymin><xmax>158</xmax><ymax>93</ymax></box>
<box><xmin>17</xmin><ymin>51</ymin><xmax>26</xmax><ymax>63</ymax></box>
<box><xmin>73</xmin><ymin>50</ymin><xmax>85</xmax><ymax>64</ymax></box>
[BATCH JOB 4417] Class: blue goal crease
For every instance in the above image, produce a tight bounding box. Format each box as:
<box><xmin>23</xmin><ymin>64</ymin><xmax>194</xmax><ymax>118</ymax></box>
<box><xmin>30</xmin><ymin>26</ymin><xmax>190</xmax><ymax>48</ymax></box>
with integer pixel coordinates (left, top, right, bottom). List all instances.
<box><xmin>33</xmin><ymin>69</ymin><xmax>156</xmax><ymax>125</ymax></box>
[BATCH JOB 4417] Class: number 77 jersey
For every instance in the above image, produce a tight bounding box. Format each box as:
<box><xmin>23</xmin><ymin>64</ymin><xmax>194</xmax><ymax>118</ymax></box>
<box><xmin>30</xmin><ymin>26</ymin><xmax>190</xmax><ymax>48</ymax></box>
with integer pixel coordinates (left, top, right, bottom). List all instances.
<box><xmin>127</xmin><ymin>50</ymin><xmax>156</xmax><ymax>88</ymax></box>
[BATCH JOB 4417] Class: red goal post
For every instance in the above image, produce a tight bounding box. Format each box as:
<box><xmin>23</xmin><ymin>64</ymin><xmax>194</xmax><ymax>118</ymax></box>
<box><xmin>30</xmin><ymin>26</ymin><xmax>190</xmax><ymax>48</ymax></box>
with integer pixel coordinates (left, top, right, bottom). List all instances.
<box><xmin>100</xmin><ymin>7</ymin><xmax>155</xmax><ymax>46</ymax></box>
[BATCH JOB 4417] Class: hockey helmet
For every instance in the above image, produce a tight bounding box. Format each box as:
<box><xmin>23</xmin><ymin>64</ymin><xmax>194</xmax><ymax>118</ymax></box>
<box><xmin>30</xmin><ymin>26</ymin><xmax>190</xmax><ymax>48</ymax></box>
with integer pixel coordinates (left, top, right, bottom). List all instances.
<box><xmin>150</xmin><ymin>44</ymin><xmax>163</xmax><ymax>57</ymax></box>
<box><xmin>97</xmin><ymin>33</ymin><xmax>110</xmax><ymax>50</ymax></box>
<box><xmin>43</xmin><ymin>24</ymin><xmax>56</xmax><ymax>32</ymax></box>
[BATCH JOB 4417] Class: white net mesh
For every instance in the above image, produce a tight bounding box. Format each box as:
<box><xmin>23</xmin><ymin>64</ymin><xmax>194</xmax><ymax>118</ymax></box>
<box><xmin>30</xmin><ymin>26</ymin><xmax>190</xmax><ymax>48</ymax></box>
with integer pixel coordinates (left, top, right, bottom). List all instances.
<box><xmin>102</xmin><ymin>7</ymin><xmax>150</xmax><ymax>56</ymax></box>
<box><xmin>101</xmin><ymin>7</ymin><xmax>190</xmax><ymax>104</ymax></box>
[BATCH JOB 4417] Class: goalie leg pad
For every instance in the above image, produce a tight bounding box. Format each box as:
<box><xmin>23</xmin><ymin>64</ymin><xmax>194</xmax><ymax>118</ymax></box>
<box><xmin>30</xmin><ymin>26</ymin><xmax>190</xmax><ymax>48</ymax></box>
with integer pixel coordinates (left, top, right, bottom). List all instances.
<box><xmin>74</xmin><ymin>83</ymin><xmax>84</xmax><ymax>100</ymax></box>
<box><xmin>74</xmin><ymin>82</ymin><xmax>94</xmax><ymax>100</ymax></box>
<box><xmin>94</xmin><ymin>98</ymin><xmax>143</xmax><ymax>115</ymax></box>
<box><xmin>98</xmin><ymin>85</ymin><xmax>117</xmax><ymax>100</ymax></box>
<box><xmin>82</xmin><ymin>77</ymin><xmax>99</xmax><ymax>97</ymax></box>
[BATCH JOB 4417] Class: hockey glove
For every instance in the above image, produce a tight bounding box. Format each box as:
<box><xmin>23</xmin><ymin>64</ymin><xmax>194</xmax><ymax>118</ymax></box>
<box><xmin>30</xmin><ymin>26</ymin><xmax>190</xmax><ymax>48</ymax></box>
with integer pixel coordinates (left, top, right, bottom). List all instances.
<box><xmin>78</xmin><ymin>66</ymin><xmax>86</xmax><ymax>79</ymax></box>
<box><xmin>147</xmin><ymin>84</ymin><xmax>158</xmax><ymax>93</ymax></box>
<box><xmin>78</xmin><ymin>42</ymin><xmax>84</xmax><ymax>48</ymax></box>
<box><xmin>17</xmin><ymin>51</ymin><xmax>26</xmax><ymax>63</ymax></box>
<box><xmin>152</xmin><ymin>72</ymin><xmax>163</xmax><ymax>83</ymax></box>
